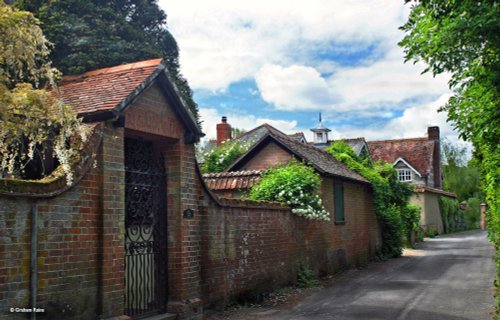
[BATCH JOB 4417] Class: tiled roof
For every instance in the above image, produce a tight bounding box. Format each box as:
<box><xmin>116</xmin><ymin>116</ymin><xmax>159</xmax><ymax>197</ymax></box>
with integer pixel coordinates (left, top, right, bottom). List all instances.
<box><xmin>325</xmin><ymin>137</ymin><xmax>368</xmax><ymax>156</ymax></box>
<box><xmin>288</xmin><ymin>132</ymin><xmax>307</xmax><ymax>142</ymax></box>
<box><xmin>230</xmin><ymin>124</ymin><xmax>369</xmax><ymax>184</ymax></box>
<box><xmin>58</xmin><ymin>58</ymin><xmax>163</xmax><ymax>116</ymax></box>
<box><xmin>203</xmin><ymin>170</ymin><xmax>262</xmax><ymax>190</ymax></box>
<box><xmin>367</xmin><ymin>137</ymin><xmax>434</xmax><ymax>176</ymax></box>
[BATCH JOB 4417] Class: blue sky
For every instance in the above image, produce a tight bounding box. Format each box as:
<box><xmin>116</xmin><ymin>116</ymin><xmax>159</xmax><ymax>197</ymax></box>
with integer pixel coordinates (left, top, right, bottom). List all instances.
<box><xmin>159</xmin><ymin>0</ymin><xmax>460</xmax><ymax>144</ymax></box>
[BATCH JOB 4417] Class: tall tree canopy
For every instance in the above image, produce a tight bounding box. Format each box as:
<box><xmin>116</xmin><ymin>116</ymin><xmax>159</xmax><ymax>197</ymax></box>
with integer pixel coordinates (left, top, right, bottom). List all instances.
<box><xmin>15</xmin><ymin>0</ymin><xmax>199</xmax><ymax>122</ymax></box>
<box><xmin>441</xmin><ymin>141</ymin><xmax>483</xmax><ymax>202</ymax></box>
<box><xmin>400</xmin><ymin>0</ymin><xmax>499</xmax><ymax>309</ymax></box>
<box><xmin>400</xmin><ymin>3</ymin><xmax>499</xmax><ymax>215</ymax></box>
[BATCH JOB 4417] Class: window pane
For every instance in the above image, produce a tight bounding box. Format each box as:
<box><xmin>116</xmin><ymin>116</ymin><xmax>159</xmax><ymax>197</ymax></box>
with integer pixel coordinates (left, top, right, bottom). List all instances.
<box><xmin>398</xmin><ymin>169</ymin><xmax>412</xmax><ymax>181</ymax></box>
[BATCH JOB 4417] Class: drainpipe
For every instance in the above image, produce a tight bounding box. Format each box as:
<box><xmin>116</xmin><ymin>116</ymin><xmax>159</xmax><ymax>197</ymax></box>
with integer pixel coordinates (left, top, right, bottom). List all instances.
<box><xmin>30</xmin><ymin>201</ymin><xmax>38</xmax><ymax>320</ymax></box>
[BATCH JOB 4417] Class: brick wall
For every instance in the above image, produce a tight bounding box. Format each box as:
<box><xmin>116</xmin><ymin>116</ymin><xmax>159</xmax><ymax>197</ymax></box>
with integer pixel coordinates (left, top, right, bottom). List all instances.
<box><xmin>0</xmin><ymin>122</ymin><xmax>124</xmax><ymax>320</ymax></box>
<box><xmin>238</xmin><ymin>141</ymin><xmax>293</xmax><ymax>170</ymax></box>
<box><xmin>199</xmin><ymin>180</ymin><xmax>381</xmax><ymax>308</ymax></box>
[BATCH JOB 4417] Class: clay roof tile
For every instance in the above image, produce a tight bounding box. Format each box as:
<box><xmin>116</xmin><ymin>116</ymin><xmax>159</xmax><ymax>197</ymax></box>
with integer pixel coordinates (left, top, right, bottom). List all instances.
<box><xmin>57</xmin><ymin>58</ymin><xmax>163</xmax><ymax>116</ymax></box>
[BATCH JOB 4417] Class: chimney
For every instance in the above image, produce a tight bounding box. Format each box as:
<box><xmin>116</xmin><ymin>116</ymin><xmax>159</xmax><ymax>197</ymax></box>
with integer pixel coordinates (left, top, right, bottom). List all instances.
<box><xmin>216</xmin><ymin>116</ymin><xmax>231</xmax><ymax>147</ymax></box>
<box><xmin>428</xmin><ymin>126</ymin><xmax>442</xmax><ymax>188</ymax></box>
<box><xmin>428</xmin><ymin>126</ymin><xmax>440</xmax><ymax>141</ymax></box>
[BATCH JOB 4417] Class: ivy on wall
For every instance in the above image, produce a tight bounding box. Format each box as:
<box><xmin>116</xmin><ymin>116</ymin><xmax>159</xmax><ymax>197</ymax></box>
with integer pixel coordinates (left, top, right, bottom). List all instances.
<box><xmin>326</xmin><ymin>141</ymin><xmax>415</xmax><ymax>257</ymax></box>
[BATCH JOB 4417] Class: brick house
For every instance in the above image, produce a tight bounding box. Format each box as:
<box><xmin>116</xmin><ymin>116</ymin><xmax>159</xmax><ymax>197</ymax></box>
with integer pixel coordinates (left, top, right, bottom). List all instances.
<box><xmin>204</xmin><ymin>120</ymin><xmax>382</xmax><ymax>263</ymax></box>
<box><xmin>367</xmin><ymin>127</ymin><xmax>455</xmax><ymax>233</ymax></box>
<box><xmin>1</xmin><ymin>59</ymin><xmax>380</xmax><ymax>320</ymax></box>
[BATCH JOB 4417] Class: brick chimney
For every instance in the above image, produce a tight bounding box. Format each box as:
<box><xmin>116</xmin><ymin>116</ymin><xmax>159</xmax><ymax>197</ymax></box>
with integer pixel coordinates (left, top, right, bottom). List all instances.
<box><xmin>428</xmin><ymin>126</ymin><xmax>442</xmax><ymax>188</ymax></box>
<box><xmin>216</xmin><ymin>116</ymin><xmax>232</xmax><ymax>146</ymax></box>
<box><xmin>428</xmin><ymin>126</ymin><xmax>440</xmax><ymax>141</ymax></box>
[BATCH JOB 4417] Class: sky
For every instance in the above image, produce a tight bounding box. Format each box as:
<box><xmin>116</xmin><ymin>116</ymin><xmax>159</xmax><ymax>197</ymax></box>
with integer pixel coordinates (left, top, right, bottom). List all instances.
<box><xmin>158</xmin><ymin>0</ymin><xmax>464</xmax><ymax>146</ymax></box>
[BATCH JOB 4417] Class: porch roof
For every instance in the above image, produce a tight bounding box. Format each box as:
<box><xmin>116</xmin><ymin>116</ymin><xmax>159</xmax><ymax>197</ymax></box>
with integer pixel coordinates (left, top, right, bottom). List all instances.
<box><xmin>57</xmin><ymin>58</ymin><xmax>203</xmax><ymax>139</ymax></box>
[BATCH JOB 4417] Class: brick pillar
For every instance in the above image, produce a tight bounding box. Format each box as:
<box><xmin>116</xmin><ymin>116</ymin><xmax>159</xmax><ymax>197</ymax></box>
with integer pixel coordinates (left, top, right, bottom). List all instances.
<box><xmin>99</xmin><ymin>123</ymin><xmax>126</xmax><ymax>318</ymax></box>
<box><xmin>480</xmin><ymin>203</ymin><xmax>488</xmax><ymax>230</ymax></box>
<box><xmin>216</xmin><ymin>116</ymin><xmax>231</xmax><ymax>147</ymax></box>
<box><xmin>165</xmin><ymin>138</ymin><xmax>202</xmax><ymax>319</ymax></box>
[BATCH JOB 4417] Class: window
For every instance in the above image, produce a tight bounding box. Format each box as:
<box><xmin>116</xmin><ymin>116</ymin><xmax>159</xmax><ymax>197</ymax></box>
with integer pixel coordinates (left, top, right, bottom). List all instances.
<box><xmin>316</xmin><ymin>132</ymin><xmax>324</xmax><ymax>143</ymax></box>
<box><xmin>334</xmin><ymin>181</ymin><xmax>345</xmax><ymax>223</ymax></box>
<box><xmin>398</xmin><ymin>169</ymin><xmax>412</xmax><ymax>182</ymax></box>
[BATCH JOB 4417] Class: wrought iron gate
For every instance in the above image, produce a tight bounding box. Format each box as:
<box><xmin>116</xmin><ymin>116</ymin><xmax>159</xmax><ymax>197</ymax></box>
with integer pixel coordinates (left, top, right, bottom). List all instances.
<box><xmin>124</xmin><ymin>138</ymin><xmax>167</xmax><ymax>318</ymax></box>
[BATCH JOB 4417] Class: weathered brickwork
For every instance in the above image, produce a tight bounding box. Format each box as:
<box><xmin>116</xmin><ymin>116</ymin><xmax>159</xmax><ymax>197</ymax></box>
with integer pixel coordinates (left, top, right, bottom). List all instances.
<box><xmin>199</xmin><ymin>180</ymin><xmax>380</xmax><ymax>308</ymax></box>
<box><xmin>0</xmin><ymin>123</ymin><xmax>124</xmax><ymax>320</ymax></box>
<box><xmin>125</xmin><ymin>83</ymin><xmax>183</xmax><ymax>139</ymax></box>
<box><xmin>99</xmin><ymin>124</ymin><xmax>125</xmax><ymax>318</ymax></box>
<box><xmin>239</xmin><ymin>141</ymin><xmax>292</xmax><ymax>170</ymax></box>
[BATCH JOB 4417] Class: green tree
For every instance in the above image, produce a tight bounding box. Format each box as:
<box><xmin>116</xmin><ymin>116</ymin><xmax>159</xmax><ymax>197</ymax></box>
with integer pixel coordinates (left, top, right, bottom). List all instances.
<box><xmin>400</xmin><ymin>0</ymin><xmax>499</xmax><ymax>311</ymax></box>
<box><xmin>15</xmin><ymin>0</ymin><xmax>199</xmax><ymax>122</ymax></box>
<box><xmin>441</xmin><ymin>140</ymin><xmax>483</xmax><ymax>202</ymax></box>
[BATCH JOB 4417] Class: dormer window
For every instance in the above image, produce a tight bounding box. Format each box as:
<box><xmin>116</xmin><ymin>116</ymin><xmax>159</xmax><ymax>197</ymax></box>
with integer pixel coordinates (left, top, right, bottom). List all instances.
<box><xmin>398</xmin><ymin>169</ymin><xmax>412</xmax><ymax>182</ymax></box>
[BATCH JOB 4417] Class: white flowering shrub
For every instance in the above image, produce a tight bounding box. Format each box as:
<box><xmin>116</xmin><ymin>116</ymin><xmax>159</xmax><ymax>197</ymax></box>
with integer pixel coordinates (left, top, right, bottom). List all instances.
<box><xmin>0</xmin><ymin>84</ymin><xmax>90</xmax><ymax>185</ymax></box>
<box><xmin>248</xmin><ymin>160</ymin><xmax>330</xmax><ymax>221</ymax></box>
<box><xmin>0</xmin><ymin>4</ymin><xmax>89</xmax><ymax>186</ymax></box>
<box><xmin>200</xmin><ymin>139</ymin><xmax>253</xmax><ymax>173</ymax></box>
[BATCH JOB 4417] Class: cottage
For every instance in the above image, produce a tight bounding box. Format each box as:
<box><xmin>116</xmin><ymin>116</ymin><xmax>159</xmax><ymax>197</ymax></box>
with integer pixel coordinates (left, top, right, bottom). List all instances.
<box><xmin>367</xmin><ymin>127</ymin><xmax>456</xmax><ymax>233</ymax></box>
<box><xmin>204</xmin><ymin>119</ymin><xmax>382</xmax><ymax>265</ymax></box>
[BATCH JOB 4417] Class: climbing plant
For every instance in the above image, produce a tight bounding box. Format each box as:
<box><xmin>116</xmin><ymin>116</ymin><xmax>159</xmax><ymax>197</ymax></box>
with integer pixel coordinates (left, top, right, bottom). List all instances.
<box><xmin>248</xmin><ymin>160</ymin><xmax>330</xmax><ymax>221</ymax></box>
<box><xmin>0</xmin><ymin>3</ymin><xmax>88</xmax><ymax>184</ymax></box>
<box><xmin>200</xmin><ymin>139</ymin><xmax>253</xmax><ymax>173</ymax></box>
<box><xmin>326</xmin><ymin>141</ymin><xmax>414</xmax><ymax>257</ymax></box>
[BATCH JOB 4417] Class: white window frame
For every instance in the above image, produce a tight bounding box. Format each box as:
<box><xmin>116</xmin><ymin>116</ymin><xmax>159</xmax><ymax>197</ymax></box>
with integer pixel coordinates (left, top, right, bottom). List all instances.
<box><xmin>392</xmin><ymin>157</ymin><xmax>422</xmax><ymax>182</ymax></box>
<box><xmin>398</xmin><ymin>168</ymin><xmax>412</xmax><ymax>182</ymax></box>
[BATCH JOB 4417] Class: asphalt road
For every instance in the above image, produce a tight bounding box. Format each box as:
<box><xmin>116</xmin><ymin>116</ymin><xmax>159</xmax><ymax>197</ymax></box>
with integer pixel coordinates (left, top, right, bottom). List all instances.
<box><xmin>266</xmin><ymin>230</ymin><xmax>495</xmax><ymax>320</ymax></box>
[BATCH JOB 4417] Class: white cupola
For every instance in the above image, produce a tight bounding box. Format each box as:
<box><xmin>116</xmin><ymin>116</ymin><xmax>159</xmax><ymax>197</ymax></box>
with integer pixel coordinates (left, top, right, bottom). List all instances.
<box><xmin>310</xmin><ymin>113</ymin><xmax>331</xmax><ymax>145</ymax></box>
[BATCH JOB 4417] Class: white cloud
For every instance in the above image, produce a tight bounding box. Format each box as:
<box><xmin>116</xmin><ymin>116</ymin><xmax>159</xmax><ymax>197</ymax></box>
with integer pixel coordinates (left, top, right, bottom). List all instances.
<box><xmin>160</xmin><ymin>0</ymin><xmax>410</xmax><ymax>91</ymax></box>
<box><xmin>162</xmin><ymin>1</ymin><xmax>463</xmax><ymax>150</ymax></box>
<box><xmin>327</xmin><ymin>46</ymin><xmax>451</xmax><ymax>111</ymax></box>
<box><xmin>199</xmin><ymin>108</ymin><xmax>300</xmax><ymax>141</ymax></box>
<box><xmin>255</xmin><ymin>64</ymin><xmax>336</xmax><ymax>110</ymax></box>
<box><xmin>336</xmin><ymin>94</ymin><xmax>459</xmax><ymax>141</ymax></box>
<box><xmin>253</xmin><ymin>46</ymin><xmax>451</xmax><ymax>113</ymax></box>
